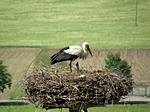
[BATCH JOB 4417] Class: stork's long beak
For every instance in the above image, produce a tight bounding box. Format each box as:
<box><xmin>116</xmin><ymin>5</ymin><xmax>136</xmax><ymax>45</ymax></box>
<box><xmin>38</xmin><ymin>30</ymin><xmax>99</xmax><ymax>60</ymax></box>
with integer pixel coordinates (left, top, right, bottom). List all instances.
<box><xmin>88</xmin><ymin>47</ymin><xmax>93</xmax><ymax>57</ymax></box>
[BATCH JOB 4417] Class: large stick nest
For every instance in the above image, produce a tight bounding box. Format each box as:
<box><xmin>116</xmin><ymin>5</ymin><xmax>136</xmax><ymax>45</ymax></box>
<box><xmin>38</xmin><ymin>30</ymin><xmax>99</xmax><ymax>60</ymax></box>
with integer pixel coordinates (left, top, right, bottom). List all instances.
<box><xmin>22</xmin><ymin>67</ymin><xmax>129</xmax><ymax>109</ymax></box>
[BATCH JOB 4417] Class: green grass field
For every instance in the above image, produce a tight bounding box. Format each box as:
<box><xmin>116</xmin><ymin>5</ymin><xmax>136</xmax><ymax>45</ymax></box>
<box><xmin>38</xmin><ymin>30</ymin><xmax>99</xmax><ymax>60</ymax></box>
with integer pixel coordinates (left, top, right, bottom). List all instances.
<box><xmin>0</xmin><ymin>0</ymin><xmax>150</xmax><ymax>48</ymax></box>
<box><xmin>0</xmin><ymin>104</ymin><xmax>150</xmax><ymax>112</ymax></box>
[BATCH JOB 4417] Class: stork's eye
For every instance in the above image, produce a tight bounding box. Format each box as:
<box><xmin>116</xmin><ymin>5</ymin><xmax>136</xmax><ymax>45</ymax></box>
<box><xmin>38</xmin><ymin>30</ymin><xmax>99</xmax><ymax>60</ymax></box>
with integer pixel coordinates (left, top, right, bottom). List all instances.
<box><xmin>86</xmin><ymin>44</ymin><xmax>89</xmax><ymax>48</ymax></box>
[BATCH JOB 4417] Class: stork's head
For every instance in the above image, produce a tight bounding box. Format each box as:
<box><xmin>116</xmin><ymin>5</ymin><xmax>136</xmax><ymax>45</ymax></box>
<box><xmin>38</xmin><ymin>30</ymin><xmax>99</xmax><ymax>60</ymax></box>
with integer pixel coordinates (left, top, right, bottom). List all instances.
<box><xmin>82</xmin><ymin>42</ymin><xmax>93</xmax><ymax>57</ymax></box>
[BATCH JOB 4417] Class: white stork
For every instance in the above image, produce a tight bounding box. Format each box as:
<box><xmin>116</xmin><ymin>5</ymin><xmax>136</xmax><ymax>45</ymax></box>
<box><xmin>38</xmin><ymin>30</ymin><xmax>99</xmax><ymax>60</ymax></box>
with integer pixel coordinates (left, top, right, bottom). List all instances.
<box><xmin>51</xmin><ymin>42</ymin><xmax>93</xmax><ymax>72</ymax></box>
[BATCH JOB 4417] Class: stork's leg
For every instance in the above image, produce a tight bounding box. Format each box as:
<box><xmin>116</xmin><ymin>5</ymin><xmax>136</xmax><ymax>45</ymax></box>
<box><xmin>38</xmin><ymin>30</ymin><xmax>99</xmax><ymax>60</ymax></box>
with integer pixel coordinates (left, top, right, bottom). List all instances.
<box><xmin>69</xmin><ymin>60</ymin><xmax>72</xmax><ymax>72</ymax></box>
<box><xmin>76</xmin><ymin>62</ymin><xmax>80</xmax><ymax>73</ymax></box>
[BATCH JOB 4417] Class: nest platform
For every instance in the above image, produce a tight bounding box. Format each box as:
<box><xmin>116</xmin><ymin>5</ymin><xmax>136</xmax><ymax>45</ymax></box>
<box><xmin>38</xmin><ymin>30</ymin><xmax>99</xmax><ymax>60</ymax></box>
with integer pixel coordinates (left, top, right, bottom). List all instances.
<box><xmin>22</xmin><ymin>67</ymin><xmax>129</xmax><ymax>111</ymax></box>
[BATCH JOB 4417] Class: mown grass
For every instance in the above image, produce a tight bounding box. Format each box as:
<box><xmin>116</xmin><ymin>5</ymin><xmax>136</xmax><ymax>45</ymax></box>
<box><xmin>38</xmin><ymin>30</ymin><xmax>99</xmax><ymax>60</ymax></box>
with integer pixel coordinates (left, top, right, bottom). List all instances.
<box><xmin>0</xmin><ymin>104</ymin><xmax>150</xmax><ymax>112</ymax></box>
<box><xmin>0</xmin><ymin>0</ymin><xmax>150</xmax><ymax>48</ymax></box>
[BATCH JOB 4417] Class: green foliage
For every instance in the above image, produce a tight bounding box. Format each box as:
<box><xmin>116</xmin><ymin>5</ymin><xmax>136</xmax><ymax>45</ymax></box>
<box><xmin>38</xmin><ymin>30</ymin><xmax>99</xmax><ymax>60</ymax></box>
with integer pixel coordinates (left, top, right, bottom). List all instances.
<box><xmin>0</xmin><ymin>60</ymin><xmax>12</xmax><ymax>92</ymax></box>
<box><xmin>146</xmin><ymin>96</ymin><xmax>150</xmax><ymax>98</ymax></box>
<box><xmin>105</xmin><ymin>53</ymin><xmax>131</xmax><ymax>76</ymax></box>
<box><xmin>105</xmin><ymin>53</ymin><xmax>133</xmax><ymax>91</ymax></box>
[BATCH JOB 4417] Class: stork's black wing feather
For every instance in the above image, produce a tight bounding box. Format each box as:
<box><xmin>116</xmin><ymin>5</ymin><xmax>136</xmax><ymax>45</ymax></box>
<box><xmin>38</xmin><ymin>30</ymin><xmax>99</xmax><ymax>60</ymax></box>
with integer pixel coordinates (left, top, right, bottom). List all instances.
<box><xmin>59</xmin><ymin>46</ymin><xmax>69</xmax><ymax>53</ymax></box>
<box><xmin>51</xmin><ymin>51</ymin><xmax>78</xmax><ymax>65</ymax></box>
<box><xmin>51</xmin><ymin>46</ymin><xmax>69</xmax><ymax>59</ymax></box>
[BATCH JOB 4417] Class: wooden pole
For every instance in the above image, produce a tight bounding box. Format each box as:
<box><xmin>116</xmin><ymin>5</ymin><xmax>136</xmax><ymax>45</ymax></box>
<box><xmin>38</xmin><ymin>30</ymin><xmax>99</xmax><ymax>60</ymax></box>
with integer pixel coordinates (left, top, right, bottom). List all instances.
<box><xmin>69</xmin><ymin>108</ymin><xmax>88</xmax><ymax>112</ymax></box>
<box><xmin>69</xmin><ymin>108</ymin><xmax>81</xmax><ymax>112</ymax></box>
<box><xmin>69</xmin><ymin>104</ymin><xmax>87</xmax><ymax>112</ymax></box>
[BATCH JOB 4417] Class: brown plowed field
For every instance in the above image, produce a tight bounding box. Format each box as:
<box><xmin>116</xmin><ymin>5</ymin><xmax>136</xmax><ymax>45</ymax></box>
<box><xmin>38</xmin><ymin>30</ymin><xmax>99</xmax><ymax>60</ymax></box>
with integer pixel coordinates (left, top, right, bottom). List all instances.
<box><xmin>80</xmin><ymin>48</ymin><xmax>150</xmax><ymax>85</ymax></box>
<box><xmin>0</xmin><ymin>48</ymin><xmax>150</xmax><ymax>99</ymax></box>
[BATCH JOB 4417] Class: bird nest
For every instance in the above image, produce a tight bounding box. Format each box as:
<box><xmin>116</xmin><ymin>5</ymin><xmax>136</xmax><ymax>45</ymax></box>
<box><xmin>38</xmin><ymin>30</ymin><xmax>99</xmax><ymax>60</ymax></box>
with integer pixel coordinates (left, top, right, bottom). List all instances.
<box><xmin>22</xmin><ymin>67</ymin><xmax>129</xmax><ymax>110</ymax></box>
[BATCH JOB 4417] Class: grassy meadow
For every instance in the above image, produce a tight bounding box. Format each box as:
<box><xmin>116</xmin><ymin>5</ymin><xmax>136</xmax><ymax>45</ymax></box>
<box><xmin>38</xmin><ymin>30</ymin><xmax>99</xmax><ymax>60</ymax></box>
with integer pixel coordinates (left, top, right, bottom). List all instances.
<box><xmin>0</xmin><ymin>0</ymin><xmax>150</xmax><ymax>48</ymax></box>
<box><xmin>0</xmin><ymin>104</ymin><xmax>150</xmax><ymax>112</ymax></box>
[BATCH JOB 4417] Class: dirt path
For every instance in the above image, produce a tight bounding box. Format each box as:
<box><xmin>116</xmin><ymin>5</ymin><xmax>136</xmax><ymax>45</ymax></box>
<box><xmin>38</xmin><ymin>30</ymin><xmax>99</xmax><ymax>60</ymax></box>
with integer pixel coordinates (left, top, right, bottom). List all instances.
<box><xmin>120</xmin><ymin>96</ymin><xmax>150</xmax><ymax>104</ymax></box>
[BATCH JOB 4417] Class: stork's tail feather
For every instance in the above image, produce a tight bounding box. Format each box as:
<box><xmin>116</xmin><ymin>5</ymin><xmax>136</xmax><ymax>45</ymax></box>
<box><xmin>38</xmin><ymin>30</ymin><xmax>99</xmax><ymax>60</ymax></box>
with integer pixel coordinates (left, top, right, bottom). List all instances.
<box><xmin>50</xmin><ymin>61</ymin><xmax>55</xmax><ymax>65</ymax></box>
<box><xmin>51</xmin><ymin>60</ymin><xmax>57</xmax><ymax>65</ymax></box>
<box><xmin>50</xmin><ymin>53</ymin><xmax>58</xmax><ymax>65</ymax></box>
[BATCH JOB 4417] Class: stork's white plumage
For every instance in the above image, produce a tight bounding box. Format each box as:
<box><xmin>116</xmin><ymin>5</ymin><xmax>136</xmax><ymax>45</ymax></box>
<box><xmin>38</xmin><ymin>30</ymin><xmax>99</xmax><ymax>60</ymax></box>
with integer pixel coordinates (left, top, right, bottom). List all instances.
<box><xmin>51</xmin><ymin>42</ymin><xmax>93</xmax><ymax>72</ymax></box>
